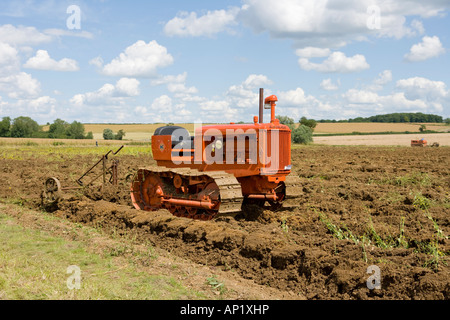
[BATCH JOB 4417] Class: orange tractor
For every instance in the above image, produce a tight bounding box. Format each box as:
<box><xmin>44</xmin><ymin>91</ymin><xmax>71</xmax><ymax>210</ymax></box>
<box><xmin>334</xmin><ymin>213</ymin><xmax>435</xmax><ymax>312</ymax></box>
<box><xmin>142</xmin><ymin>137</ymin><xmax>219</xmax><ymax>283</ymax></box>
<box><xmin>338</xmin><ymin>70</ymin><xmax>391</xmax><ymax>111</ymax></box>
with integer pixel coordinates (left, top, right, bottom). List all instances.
<box><xmin>411</xmin><ymin>139</ymin><xmax>427</xmax><ymax>147</ymax></box>
<box><xmin>130</xmin><ymin>89</ymin><xmax>301</xmax><ymax>220</ymax></box>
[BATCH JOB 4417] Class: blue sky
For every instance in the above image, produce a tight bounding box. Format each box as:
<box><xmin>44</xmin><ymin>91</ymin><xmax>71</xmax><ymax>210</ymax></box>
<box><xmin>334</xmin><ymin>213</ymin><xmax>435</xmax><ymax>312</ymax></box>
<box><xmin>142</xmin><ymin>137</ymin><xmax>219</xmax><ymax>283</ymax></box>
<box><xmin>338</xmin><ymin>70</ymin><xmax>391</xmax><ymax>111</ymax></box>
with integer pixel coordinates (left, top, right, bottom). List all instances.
<box><xmin>0</xmin><ymin>0</ymin><xmax>449</xmax><ymax>124</ymax></box>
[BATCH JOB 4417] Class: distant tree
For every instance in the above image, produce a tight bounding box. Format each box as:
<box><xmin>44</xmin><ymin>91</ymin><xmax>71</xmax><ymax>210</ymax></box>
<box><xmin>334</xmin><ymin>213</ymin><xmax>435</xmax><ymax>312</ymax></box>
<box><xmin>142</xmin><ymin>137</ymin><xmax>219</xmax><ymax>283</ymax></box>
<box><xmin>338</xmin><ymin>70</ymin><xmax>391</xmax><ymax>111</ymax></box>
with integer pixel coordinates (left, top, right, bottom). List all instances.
<box><xmin>10</xmin><ymin>116</ymin><xmax>40</xmax><ymax>138</ymax></box>
<box><xmin>445</xmin><ymin>118</ymin><xmax>450</xmax><ymax>125</ymax></box>
<box><xmin>85</xmin><ymin>131</ymin><xmax>94</xmax><ymax>140</ymax></box>
<box><xmin>66</xmin><ymin>121</ymin><xmax>86</xmax><ymax>139</ymax></box>
<box><xmin>114</xmin><ymin>129</ymin><xmax>125</xmax><ymax>140</ymax></box>
<box><xmin>292</xmin><ymin>125</ymin><xmax>313</xmax><ymax>144</ymax></box>
<box><xmin>102</xmin><ymin>128</ymin><xmax>126</xmax><ymax>140</ymax></box>
<box><xmin>419</xmin><ymin>124</ymin><xmax>427</xmax><ymax>132</ymax></box>
<box><xmin>48</xmin><ymin>118</ymin><xmax>69</xmax><ymax>138</ymax></box>
<box><xmin>276</xmin><ymin>115</ymin><xmax>295</xmax><ymax>130</ymax></box>
<box><xmin>0</xmin><ymin>116</ymin><xmax>11</xmax><ymax>137</ymax></box>
<box><xmin>299</xmin><ymin>117</ymin><xmax>317</xmax><ymax>130</ymax></box>
<box><xmin>103</xmin><ymin>128</ymin><xmax>115</xmax><ymax>140</ymax></box>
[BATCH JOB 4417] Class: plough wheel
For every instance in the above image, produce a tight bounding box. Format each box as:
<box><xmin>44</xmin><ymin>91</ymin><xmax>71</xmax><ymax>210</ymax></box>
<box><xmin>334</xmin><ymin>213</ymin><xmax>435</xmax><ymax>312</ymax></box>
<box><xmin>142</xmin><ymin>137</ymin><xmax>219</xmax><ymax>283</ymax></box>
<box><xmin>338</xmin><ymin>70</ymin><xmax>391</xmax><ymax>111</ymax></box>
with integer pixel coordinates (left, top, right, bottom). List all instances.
<box><xmin>42</xmin><ymin>177</ymin><xmax>62</xmax><ymax>203</ymax></box>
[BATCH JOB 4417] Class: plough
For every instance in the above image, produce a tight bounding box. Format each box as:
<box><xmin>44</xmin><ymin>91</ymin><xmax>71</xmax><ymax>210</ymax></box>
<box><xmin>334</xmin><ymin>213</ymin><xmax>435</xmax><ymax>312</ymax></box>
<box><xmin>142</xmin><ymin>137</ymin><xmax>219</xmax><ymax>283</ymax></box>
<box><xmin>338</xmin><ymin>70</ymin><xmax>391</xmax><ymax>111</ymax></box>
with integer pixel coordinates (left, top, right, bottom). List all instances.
<box><xmin>41</xmin><ymin>145</ymin><xmax>124</xmax><ymax>205</ymax></box>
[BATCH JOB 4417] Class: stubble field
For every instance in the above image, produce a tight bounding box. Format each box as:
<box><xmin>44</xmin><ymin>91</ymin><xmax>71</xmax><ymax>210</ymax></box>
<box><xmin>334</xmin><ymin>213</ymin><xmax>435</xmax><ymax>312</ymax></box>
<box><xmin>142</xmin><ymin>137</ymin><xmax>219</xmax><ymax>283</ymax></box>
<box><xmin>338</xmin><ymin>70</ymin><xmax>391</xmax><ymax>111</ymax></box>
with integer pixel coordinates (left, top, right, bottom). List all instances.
<box><xmin>39</xmin><ymin>122</ymin><xmax>449</xmax><ymax>142</ymax></box>
<box><xmin>0</xmin><ymin>138</ymin><xmax>448</xmax><ymax>300</ymax></box>
<box><xmin>314</xmin><ymin>133</ymin><xmax>450</xmax><ymax>146</ymax></box>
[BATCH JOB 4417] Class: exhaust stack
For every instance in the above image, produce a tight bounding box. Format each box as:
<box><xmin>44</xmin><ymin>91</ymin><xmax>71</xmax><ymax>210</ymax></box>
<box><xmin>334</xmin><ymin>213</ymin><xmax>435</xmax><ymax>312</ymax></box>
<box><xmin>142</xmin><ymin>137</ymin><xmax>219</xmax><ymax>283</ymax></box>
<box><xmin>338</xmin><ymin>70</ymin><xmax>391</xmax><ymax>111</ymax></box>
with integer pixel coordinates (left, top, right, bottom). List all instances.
<box><xmin>259</xmin><ymin>88</ymin><xmax>264</xmax><ymax>123</ymax></box>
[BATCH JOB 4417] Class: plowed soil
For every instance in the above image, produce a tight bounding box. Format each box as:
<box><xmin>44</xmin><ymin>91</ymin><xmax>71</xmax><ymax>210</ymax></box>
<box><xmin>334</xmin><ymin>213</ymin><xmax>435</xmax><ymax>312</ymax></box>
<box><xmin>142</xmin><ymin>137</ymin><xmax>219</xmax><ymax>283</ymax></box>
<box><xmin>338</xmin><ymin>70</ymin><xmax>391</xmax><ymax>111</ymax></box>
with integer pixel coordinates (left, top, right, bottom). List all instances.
<box><xmin>0</xmin><ymin>146</ymin><xmax>449</xmax><ymax>299</ymax></box>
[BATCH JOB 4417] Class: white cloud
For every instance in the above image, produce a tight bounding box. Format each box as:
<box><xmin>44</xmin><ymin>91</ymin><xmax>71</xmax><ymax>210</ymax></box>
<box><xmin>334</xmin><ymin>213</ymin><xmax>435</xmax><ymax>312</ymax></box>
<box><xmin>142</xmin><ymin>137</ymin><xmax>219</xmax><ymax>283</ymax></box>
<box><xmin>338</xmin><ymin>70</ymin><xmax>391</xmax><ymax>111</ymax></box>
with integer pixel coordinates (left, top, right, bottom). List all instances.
<box><xmin>89</xmin><ymin>56</ymin><xmax>104</xmax><ymax>68</ymax></box>
<box><xmin>115</xmin><ymin>78</ymin><xmax>140</xmax><ymax>97</ymax></box>
<box><xmin>320</xmin><ymin>78</ymin><xmax>340</xmax><ymax>91</ymax></box>
<box><xmin>396</xmin><ymin>77</ymin><xmax>448</xmax><ymax>101</ymax></box>
<box><xmin>0</xmin><ymin>42</ymin><xmax>21</xmax><ymax>76</ymax></box>
<box><xmin>151</xmin><ymin>72</ymin><xmax>188</xmax><ymax>86</ymax></box>
<box><xmin>70</xmin><ymin>78</ymin><xmax>140</xmax><ymax>106</ymax></box>
<box><xmin>0</xmin><ymin>24</ymin><xmax>52</xmax><ymax>46</ymax></box>
<box><xmin>199</xmin><ymin>99</ymin><xmax>239</xmax><ymax>122</ymax></box>
<box><xmin>296</xmin><ymin>47</ymin><xmax>331</xmax><ymax>58</ymax></box>
<box><xmin>404</xmin><ymin>36</ymin><xmax>446</xmax><ymax>62</ymax></box>
<box><xmin>0</xmin><ymin>72</ymin><xmax>40</xmax><ymax>99</ymax></box>
<box><xmin>187</xmin><ymin>75</ymin><xmax>342</xmax><ymax>123</ymax></box>
<box><xmin>343</xmin><ymin>89</ymin><xmax>379</xmax><ymax>104</ymax></box>
<box><xmin>278</xmin><ymin>87</ymin><xmax>320</xmax><ymax>107</ymax></box>
<box><xmin>43</xmin><ymin>28</ymin><xmax>94</xmax><ymax>39</ymax></box>
<box><xmin>275</xmin><ymin>75</ymin><xmax>448</xmax><ymax>121</ymax></box>
<box><xmin>0</xmin><ymin>42</ymin><xmax>42</xmax><ymax>99</ymax></box>
<box><xmin>379</xmin><ymin>92</ymin><xmax>429</xmax><ymax>112</ymax></box>
<box><xmin>23</xmin><ymin>50</ymin><xmax>79</xmax><ymax>72</ymax></box>
<box><xmin>240</xmin><ymin>0</ymin><xmax>330</xmax><ymax>36</ymax></box>
<box><xmin>1</xmin><ymin>96</ymin><xmax>58</xmax><ymax>122</ymax></box>
<box><xmin>101</xmin><ymin>40</ymin><xmax>174</xmax><ymax>77</ymax></box>
<box><xmin>135</xmin><ymin>95</ymin><xmax>192</xmax><ymax>123</ymax></box>
<box><xmin>374</xmin><ymin>70</ymin><xmax>392</xmax><ymax>86</ymax></box>
<box><xmin>134</xmin><ymin>105</ymin><xmax>163</xmax><ymax>123</ymax></box>
<box><xmin>278</xmin><ymin>87</ymin><xmax>333</xmax><ymax>117</ymax></box>
<box><xmin>226</xmin><ymin>74</ymin><xmax>273</xmax><ymax>108</ymax></box>
<box><xmin>278</xmin><ymin>88</ymin><xmax>308</xmax><ymax>105</ymax></box>
<box><xmin>200</xmin><ymin>100</ymin><xmax>230</xmax><ymax>111</ymax></box>
<box><xmin>369</xmin><ymin>70</ymin><xmax>393</xmax><ymax>91</ymax></box>
<box><xmin>411</xmin><ymin>19</ymin><xmax>425</xmax><ymax>36</ymax></box>
<box><xmin>151</xmin><ymin>72</ymin><xmax>199</xmax><ymax>96</ymax></box>
<box><xmin>274</xmin><ymin>87</ymin><xmax>333</xmax><ymax>120</ymax></box>
<box><xmin>242</xmin><ymin>74</ymin><xmax>272</xmax><ymax>89</ymax></box>
<box><xmin>150</xmin><ymin>95</ymin><xmax>174</xmax><ymax>112</ymax></box>
<box><xmin>16</xmin><ymin>95</ymin><xmax>57</xmax><ymax>114</ymax></box>
<box><xmin>341</xmin><ymin>77</ymin><xmax>447</xmax><ymax>115</ymax></box>
<box><xmin>175</xmin><ymin>94</ymin><xmax>207</xmax><ymax>103</ymax></box>
<box><xmin>167</xmin><ymin>83</ymin><xmax>198</xmax><ymax>95</ymax></box>
<box><xmin>164</xmin><ymin>7</ymin><xmax>239</xmax><ymax>37</ymax></box>
<box><xmin>134</xmin><ymin>105</ymin><xmax>149</xmax><ymax>116</ymax></box>
<box><xmin>0</xmin><ymin>96</ymin><xmax>8</xmax><ymax>115</ymax></box>
<box><xmin>239</xmin><ymin>0</ymin><xmax>448</xmax><ymax>48</ymax></box>
<box><xmin>298</xmin><ymin>51</ymin><xmax>370</xmax><ymax>73</ymax></box>
<box><xmin>168</xmin><ymin>74</ymin><xmax>273</xmax><ymax>123</ymax></box>
<box><xmin>71</xmin><ymin>84</ymin><xmax>114</xmax><ymax>106</ymax></box>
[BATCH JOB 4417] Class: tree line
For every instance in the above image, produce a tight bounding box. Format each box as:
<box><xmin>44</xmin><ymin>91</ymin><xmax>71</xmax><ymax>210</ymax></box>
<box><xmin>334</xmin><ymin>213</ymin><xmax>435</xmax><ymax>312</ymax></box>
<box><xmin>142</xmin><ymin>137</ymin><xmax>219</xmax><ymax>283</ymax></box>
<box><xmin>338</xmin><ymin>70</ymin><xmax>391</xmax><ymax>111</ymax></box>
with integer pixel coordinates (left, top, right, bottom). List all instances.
<box><xmin>0</xmin><ymin>116</ymin><xmax>93</xmax><ymax>139</ymax></box>
<box><xmin>318</xmin><ymin>112</ymin><xmax>447</xmax><ymax>123</ymax></box>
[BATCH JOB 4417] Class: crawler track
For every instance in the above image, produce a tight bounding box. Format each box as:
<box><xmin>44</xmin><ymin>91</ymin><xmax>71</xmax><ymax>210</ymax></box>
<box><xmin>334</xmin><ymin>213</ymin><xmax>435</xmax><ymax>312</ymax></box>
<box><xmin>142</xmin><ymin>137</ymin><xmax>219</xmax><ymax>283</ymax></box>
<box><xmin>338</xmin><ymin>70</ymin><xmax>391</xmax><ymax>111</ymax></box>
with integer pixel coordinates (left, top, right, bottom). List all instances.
<box><xmin>131</xmin><ymin>167</ymin><xmax>243</xmax><ymax>220</ymax></box>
